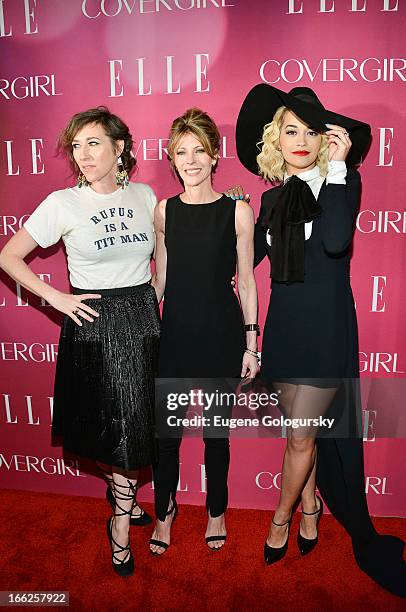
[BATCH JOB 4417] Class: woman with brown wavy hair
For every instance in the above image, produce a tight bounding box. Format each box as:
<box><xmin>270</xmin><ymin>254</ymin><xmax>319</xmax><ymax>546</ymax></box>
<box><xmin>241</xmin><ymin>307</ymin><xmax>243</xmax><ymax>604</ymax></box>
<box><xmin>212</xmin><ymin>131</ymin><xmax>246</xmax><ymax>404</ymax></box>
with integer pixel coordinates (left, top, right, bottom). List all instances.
<box><xmin>0</xmin><ymin>107</ymin><xmax>159</xmax><ymax>578</ymax></box>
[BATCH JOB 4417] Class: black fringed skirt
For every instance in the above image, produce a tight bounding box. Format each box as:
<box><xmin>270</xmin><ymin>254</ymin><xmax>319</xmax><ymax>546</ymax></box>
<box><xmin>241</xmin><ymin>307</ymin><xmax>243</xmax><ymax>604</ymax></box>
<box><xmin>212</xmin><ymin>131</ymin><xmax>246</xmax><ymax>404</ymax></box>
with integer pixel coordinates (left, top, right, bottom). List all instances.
<box><xmin>52</xmin><ymin>283</ymin><xmax>160</xmax><ymax>470</ymax></box>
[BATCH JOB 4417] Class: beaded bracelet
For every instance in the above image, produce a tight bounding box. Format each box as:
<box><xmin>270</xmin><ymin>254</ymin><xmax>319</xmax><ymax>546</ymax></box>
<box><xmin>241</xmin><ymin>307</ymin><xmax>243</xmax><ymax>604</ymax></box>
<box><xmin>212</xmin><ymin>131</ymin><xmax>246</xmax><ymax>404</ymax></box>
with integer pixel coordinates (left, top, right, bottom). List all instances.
<box><xmin>245</xmin><ymin>348</ymin><xmax>260</xmax><ymax>360</ymax></box>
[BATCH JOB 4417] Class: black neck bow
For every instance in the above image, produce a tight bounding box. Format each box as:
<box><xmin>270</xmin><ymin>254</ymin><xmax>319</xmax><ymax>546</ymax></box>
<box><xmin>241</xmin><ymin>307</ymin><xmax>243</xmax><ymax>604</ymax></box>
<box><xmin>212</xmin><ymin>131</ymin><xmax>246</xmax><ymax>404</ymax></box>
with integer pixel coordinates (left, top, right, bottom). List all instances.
<box><xmin>262</xmin><ymin>175</ymin><xmax>322</xmax><ymax>282</ymax></box>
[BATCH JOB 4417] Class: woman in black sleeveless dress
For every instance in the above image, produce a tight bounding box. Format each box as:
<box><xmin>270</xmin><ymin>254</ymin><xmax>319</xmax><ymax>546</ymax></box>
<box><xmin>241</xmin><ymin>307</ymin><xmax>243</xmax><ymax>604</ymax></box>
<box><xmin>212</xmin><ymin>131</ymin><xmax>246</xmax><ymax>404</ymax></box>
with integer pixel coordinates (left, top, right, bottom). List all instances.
<box><xmin>234</xmin><ymin>84</ymin><xmax>405</xmax><ymax>596</ymax></box>
<box><xmin>150</xmin><ymin>108</ymin><xmax>259</xmax><ymax>553</ymax></box>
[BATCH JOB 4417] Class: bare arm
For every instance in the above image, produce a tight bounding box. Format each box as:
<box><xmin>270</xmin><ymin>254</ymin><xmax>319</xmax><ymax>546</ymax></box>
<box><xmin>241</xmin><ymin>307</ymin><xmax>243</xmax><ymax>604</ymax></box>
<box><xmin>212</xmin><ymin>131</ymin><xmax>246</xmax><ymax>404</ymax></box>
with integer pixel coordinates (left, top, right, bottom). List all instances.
<box><xmin>235</xmin><ymin>200</ymin><xmax>259</xmax><ymax>378</ymax></box>
<box><xmin>151</xmin><ymin>199</ymin><xmax>167</xmax><ymax>303</ymax></box>
<box><xmin>0</xmin><ymin>228</ymin><xmax>100</xmax><ymax>326</ymax></box>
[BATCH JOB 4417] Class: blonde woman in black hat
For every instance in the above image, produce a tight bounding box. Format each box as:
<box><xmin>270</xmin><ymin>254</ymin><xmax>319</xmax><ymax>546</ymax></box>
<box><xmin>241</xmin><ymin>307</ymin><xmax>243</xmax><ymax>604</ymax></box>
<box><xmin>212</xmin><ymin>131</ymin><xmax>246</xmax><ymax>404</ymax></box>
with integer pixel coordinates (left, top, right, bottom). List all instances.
<box><xmin>234</xmin><ymin>85</ymin><xmax>405</xmax><ymax>596</ymax></box>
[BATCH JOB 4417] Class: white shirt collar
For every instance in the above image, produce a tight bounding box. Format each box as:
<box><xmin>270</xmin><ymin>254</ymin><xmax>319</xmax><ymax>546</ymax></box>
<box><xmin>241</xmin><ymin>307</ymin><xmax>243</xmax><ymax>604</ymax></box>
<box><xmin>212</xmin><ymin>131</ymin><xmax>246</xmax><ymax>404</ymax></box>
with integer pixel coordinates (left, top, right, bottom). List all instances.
<box><xmin>284</xmin><ymin>165</ymin><xmax>321</xmax><ymax>184</ymax></box>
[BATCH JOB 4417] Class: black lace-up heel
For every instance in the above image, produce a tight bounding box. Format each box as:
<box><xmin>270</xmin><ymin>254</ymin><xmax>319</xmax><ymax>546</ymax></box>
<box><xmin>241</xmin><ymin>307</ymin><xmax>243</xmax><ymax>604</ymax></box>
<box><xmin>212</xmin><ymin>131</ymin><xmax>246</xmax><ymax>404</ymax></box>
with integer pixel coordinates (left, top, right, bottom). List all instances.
<box><xmin>106</xmin><ymin>480</ymin><xmax>136</xmax><ymax>577</ymax></box>
<box><xmin>104</xmin><ymin>473</ymin><xmax>152</xmax><ymax>527</ymax></box>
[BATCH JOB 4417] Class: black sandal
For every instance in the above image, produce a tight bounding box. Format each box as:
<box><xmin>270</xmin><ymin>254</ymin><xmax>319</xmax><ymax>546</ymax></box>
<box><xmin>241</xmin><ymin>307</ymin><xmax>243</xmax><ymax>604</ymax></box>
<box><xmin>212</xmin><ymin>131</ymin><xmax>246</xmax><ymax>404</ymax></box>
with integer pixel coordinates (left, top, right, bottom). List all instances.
<box><xmin>149</xmin><ymin>500</ymin><xmax>178</xmax><ymax>555</ymax></box>
<box><xmin>205</xmin><ymin>535</ymin><xmax>227</xmax><ymax>549</ymax></box>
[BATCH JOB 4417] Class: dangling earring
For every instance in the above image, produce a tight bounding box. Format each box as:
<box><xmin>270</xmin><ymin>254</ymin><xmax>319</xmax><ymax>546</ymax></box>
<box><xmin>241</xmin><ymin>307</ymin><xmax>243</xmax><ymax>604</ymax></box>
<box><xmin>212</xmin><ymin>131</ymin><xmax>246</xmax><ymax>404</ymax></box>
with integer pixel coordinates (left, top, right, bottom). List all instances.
<box><xmin>115</xmin><ymin>156</ymin><xmax>129</xmax><ymax>189</ymax></box>
<box><xmin>77</xmin><ymin>173</ymin><xmax>89</xmax><ymax>188</ymax></box>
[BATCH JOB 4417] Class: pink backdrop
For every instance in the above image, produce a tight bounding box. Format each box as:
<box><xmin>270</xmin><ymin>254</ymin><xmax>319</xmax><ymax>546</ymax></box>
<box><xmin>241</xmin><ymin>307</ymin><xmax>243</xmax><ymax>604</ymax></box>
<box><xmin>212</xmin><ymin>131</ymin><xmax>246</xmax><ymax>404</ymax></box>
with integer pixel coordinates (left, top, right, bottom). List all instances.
<box><xmin>0</xmin><ymin>0</ymin><xmax>405</xmax><ymax>516</ymax></box>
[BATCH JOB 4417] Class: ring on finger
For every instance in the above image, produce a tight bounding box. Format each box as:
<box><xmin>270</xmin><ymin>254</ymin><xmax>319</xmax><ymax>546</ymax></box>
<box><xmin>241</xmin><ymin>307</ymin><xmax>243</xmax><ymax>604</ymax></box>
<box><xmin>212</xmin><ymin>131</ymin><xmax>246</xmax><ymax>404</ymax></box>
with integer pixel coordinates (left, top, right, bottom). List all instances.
<box><xmin>73</xmin><ymin>308</ymin><xmax>80</xmax><ymax>315</ymax></box>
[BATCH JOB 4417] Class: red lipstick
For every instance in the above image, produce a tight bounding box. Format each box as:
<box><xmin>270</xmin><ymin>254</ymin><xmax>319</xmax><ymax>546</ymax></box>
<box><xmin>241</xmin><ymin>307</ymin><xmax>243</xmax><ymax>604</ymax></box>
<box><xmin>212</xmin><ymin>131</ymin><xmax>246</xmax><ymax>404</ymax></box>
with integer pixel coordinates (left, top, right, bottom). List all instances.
<box><xmin>292</xmin><ymin>151</ymin><xmax>310</xmax><ymax>156</ymax></box>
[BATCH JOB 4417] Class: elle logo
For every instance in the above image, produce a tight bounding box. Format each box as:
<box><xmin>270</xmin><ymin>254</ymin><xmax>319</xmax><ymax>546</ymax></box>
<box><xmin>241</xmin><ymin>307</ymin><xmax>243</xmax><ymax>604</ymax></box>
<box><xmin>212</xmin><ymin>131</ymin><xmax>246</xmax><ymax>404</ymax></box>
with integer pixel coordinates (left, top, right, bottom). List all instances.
<box><xmin>2</xmin><ymin>138</ymin><xmax>44</xmax><ymax>176</ymax></box>
<box><xmin>0</xmin><ymin>0</ymin><xmax>38</xmax><ymax>37</ymax></box>
<box><xmin>108</xmin><ymin>54</ymin><xmax>210</xmax><ymax>97</ymax></box>
<box><xmin>286</xmin><ymin>0</ymin><xmax>398</xmax><ymax>13</ymax></box>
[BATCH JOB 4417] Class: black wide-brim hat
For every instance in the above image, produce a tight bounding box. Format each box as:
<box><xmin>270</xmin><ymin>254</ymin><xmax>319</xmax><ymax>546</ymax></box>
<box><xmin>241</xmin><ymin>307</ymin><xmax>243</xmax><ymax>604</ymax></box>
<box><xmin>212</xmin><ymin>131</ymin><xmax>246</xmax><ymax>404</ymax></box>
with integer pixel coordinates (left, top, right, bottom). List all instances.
<box><xmin>236</xmin><ymin>84</ymin><xmax>371</xmax><ymax>173</ymax></box>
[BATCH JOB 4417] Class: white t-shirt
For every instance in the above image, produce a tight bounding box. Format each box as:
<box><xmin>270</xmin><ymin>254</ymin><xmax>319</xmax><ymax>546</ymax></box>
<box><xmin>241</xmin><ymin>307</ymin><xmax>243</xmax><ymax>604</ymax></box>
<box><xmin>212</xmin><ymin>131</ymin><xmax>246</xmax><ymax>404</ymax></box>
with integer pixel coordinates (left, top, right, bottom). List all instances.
<box><xmin>24</xmin><ymin>182</ymin><xmax>157</xmax><ymax>289</ymax></box>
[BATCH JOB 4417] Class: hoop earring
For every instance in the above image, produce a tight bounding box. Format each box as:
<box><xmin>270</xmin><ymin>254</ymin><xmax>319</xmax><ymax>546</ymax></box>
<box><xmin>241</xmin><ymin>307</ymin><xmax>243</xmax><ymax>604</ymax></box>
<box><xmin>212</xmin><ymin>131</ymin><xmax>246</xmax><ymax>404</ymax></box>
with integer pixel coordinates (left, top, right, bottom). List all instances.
<box><xmin>116</xmin><ymin>156</ymin><xmax>129</xmax><ymax>189</ymax></box>
<box><xmin>77</xmin><ymin>173</ymin><xmax>90</xmax><ymax>188</ymax></box>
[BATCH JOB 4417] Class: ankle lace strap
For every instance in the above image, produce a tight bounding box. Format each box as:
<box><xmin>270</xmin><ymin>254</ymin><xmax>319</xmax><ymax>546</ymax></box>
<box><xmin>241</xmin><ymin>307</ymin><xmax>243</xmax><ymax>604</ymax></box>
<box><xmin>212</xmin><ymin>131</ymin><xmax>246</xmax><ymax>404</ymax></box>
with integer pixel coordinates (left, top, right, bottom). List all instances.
<box><xmin>112</xmin><ymin>480</ymin><xmax>137</xmax><ymax>518</ymax></box>
<box><xmin>108</xmin><ymin>518</ymin><xmax>131</xmax><ymax>565</ymax></box>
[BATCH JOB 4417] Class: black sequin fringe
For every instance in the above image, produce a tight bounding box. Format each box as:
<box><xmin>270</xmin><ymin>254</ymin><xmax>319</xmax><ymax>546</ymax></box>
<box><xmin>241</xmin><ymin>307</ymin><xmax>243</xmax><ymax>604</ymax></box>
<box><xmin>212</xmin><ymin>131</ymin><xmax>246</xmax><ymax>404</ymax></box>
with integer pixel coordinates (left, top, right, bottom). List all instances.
<box><xmin>52</xmin><ymin>284</ymin><xmax>160</xmax><ymax>470</ymax></box>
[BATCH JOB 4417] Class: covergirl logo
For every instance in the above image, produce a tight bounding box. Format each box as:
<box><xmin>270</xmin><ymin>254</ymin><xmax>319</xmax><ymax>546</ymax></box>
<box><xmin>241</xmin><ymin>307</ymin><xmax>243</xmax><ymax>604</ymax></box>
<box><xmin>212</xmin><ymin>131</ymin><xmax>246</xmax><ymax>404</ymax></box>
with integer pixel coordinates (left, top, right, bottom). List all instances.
<box><xmin>81</xmin><ymin>0</ymin><xmax>234</xmax><ymax>19</ymax></box>
<box><xmin>127</xmin><ymin>135</ymin><xmax>234</xmax><ymax>161</ymax></box>
<box><xmin>0</xmin><ymin>343</ymin><xmax>58</xmax><ymax>362</ymax></box>
<box><xmin>255</xmin><ymin>471</ymin><xmax>281</xmax><ymax>490</ymax></box>
<box><xmin>255</xmin><ymin>470</ymin><xmax>393</xmax><ymax>495</ymax></box>
<box><xmin>0</xmin><ymin>215</ymin><xmax>30</xmax><ymax>236</ymax></box>
<box><xmin>359</xmin><ymin>353</ymin><xmax>404</xmax><ymax>373</ymax></box>
<box><xmin>286</xmin><ymin>0</ymin><xmax>399</xmax><ymax>13</ymax></box>
<box><xmin>0</xmin><ymin>454</ymin><xmax>84</xmax><ymax>476</ymax></box>
<box><xmin>357</xmin><ymin>211</ymin><xmax>406</xmax><ymax>233</ymax></box>
<box><xmin>0</xmin><ymin>75</ymin><xmax>62</xmax><ymax>100</ymax></box>
<box><xmin>259</xmin><ymin>58</ymin><xmax>406</xmax><ymax>84</ymax></box>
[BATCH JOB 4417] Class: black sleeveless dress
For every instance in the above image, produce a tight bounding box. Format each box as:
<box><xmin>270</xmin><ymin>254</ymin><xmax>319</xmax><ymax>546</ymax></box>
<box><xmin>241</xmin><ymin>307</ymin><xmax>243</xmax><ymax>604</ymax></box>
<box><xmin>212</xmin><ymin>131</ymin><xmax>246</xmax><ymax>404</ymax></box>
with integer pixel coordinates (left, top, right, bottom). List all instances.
<box><xmin>159</xmin><ymin>194</ymin><xmax>245</xmax><ymax>378</ymax></box>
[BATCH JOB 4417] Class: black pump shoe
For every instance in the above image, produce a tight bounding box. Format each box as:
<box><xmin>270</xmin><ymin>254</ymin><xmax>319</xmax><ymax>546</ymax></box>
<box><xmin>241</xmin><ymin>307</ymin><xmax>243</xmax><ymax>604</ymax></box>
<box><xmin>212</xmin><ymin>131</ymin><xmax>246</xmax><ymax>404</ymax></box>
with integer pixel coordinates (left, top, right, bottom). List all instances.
<box><xmin>297</xmin><ymin>495</ymin><xmax>323</xmax><ymax>556</ymax></box>
<box><xmin>106</xmin><ymin>486</ymin><xmax>152</xmax><ymax>526</ymax></box>
<box><xmin>264</xmin><ymin>515</ymin><xmax>291</xmax><ymax>566</ymax></box>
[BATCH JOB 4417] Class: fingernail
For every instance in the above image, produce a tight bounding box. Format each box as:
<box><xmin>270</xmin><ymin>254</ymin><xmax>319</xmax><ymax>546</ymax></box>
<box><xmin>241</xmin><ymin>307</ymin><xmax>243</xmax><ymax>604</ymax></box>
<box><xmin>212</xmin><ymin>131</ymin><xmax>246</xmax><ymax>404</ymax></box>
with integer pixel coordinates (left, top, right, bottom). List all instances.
<box><xmin>239</xmin><ymin>195</ymin><xmax>244</xmax><ymax>200</ymax></box>
<box><xmin>325</xmin><ymin>123</ymin><xmax>333</xmax><ymax>128</ymax></box>
<box><xmin>231</xmin><ymin>195</ymin><xmax>236</xmax><ymax>200</ymax></box>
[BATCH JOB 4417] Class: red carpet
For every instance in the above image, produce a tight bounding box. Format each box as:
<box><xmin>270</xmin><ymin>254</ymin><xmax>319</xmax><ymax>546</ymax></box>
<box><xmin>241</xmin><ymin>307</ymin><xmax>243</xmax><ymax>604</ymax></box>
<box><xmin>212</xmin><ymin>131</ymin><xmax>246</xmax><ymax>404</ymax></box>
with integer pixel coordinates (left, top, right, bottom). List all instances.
<box><xmin>0</xmin><ymin>489</ymin><xmax>404</xmax><ymax>611</ymax></box>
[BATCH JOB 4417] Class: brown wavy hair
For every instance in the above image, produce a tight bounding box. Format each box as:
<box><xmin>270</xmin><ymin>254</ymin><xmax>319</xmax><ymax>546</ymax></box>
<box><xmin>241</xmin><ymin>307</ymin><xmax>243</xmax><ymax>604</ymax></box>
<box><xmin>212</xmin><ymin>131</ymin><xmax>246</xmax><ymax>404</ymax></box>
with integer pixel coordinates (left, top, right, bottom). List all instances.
<box><xmin>58</xmin><ymin>106</ymin><xmax>136</xmax><ymax>177</ymax></box>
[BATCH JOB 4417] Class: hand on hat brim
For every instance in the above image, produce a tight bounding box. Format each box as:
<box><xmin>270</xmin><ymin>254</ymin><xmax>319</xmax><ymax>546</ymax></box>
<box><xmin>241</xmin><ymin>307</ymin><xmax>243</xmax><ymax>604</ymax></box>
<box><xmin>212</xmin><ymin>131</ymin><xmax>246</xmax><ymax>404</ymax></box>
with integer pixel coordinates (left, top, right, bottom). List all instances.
<box><xmin>325</xmin><ymin>124</ymin><xmax>352</xmax><ymax>162</ymax></box>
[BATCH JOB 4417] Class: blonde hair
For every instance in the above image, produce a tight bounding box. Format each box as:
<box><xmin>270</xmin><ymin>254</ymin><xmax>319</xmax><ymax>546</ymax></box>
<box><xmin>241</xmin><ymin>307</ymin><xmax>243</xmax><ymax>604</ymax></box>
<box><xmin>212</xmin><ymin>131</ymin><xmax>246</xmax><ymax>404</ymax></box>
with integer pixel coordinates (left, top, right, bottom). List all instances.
<box><xmin>167</xmin><ymin>107</ymin><xmax>220</xmax><ymax>174</ymax></box>
<box><xmin>256</xmin><ymin>106</ymin><xmax>329</xmax><ymax>183</ymax></box>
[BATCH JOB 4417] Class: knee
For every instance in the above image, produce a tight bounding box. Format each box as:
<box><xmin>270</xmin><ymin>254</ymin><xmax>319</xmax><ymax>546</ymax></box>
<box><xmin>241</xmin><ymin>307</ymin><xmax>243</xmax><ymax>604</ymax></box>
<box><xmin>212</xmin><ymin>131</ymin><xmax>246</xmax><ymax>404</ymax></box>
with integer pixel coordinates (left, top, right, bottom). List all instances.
<box><xmin>287</xmin><ymin>437</ymin><xmax>315</xmax><ymax>455</ymax></box>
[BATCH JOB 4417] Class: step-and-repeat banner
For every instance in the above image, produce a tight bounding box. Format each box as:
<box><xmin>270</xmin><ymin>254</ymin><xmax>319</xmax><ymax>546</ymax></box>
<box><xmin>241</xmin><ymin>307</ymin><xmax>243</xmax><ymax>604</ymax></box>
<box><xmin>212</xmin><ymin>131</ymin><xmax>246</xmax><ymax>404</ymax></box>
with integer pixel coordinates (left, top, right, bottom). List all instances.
<box><xmin>0</xmin><ymin>0</ymin><xmax>405</xmax><ymax>516</ymax></box>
